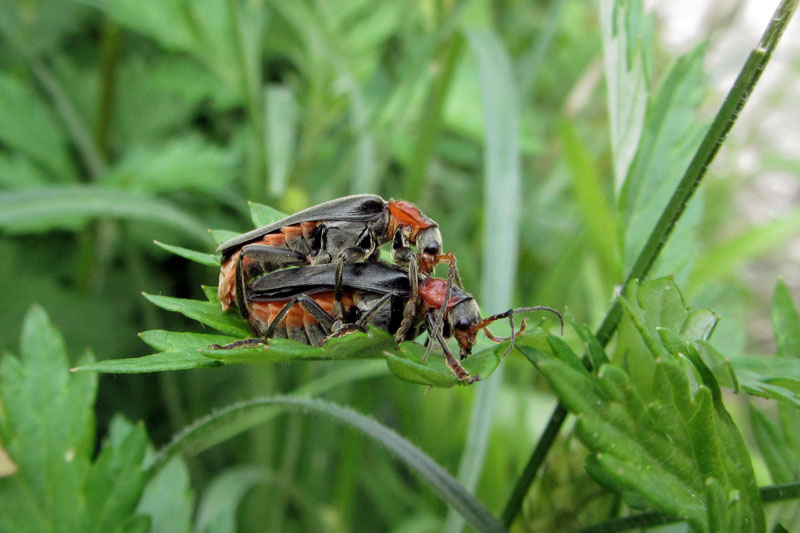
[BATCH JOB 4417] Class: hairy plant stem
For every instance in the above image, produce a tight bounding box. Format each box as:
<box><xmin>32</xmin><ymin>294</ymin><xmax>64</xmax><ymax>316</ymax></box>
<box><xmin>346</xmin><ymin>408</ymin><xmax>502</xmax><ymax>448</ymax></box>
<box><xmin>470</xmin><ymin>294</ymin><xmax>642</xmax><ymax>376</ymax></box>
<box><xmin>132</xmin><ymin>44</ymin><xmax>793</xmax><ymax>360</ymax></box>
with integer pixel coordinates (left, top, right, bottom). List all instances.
<box><xmin>501</xmin><ymin>0</ymin><xmax>799</xmax><ymax>527</ymax></box>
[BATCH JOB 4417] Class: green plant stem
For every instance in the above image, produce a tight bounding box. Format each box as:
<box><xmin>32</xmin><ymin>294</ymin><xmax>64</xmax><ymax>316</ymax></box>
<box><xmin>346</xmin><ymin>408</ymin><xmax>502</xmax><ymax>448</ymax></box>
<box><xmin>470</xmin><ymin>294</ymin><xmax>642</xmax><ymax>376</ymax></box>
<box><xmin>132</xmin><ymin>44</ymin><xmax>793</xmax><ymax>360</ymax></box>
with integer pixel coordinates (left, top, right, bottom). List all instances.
<box><xmin>95</xmin><ymin>18</ymin><xmax>119</xmax><ymax>160</ymax></box>
<box><xmin>500</xmin><ymin>403</ymin><xmax>567</xmax><ymax>525</ymax></box>
<box><xmin>403</xmin><ymin>35</ymin><xmax>463</xmax><ymax>199</ymax></box>
<box><xmin>581</xmin><ymin>481</ymin><xmax>800</xmax><ymax>533</ymax></box>
<box><xmin>501</xmin><ymin>0</ymin><xmax>799</xmax><ymax>527</ymax></box>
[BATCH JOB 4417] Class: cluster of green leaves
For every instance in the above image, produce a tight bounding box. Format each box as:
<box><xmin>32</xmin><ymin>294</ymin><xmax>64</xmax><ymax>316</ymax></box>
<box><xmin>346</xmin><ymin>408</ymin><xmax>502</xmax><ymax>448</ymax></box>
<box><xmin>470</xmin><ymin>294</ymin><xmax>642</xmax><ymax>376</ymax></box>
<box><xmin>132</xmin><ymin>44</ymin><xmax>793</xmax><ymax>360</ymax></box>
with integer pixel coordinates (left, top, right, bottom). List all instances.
<box><xmin>1</xmin><ymin>0</ymin><xmax>800</xmax><ymax>531</ymax></box>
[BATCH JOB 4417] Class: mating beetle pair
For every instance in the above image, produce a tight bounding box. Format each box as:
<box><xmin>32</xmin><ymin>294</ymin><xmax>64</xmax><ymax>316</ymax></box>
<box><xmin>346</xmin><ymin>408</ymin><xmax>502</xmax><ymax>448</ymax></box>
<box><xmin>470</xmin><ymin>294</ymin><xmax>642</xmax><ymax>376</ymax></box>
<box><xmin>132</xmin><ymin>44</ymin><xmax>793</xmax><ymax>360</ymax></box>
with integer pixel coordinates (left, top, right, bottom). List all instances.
<box><xmin>215</xmin><ymin>195</ymin><xmax>561</xmax><ymax>383</ymax></box>
<box><xmin>217</xmin><ymin>194</ymin><xmax>459</xmax><ymax>314</ymax></box>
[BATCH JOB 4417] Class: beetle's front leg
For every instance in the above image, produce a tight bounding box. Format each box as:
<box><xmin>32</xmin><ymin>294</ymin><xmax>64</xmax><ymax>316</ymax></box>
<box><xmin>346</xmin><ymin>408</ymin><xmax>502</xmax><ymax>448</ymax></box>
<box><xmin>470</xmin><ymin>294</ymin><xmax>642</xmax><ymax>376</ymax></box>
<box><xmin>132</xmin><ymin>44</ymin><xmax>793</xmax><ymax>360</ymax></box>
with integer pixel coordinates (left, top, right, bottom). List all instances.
<box><xmin>425</xmin><ymin>313</ymin><xmax>478</xmax><ymax>384</ymax></box>
<box><xmin>390</xmin><ymin>226</ymin><xmax>415</xmax><ymax>267</ymax></box>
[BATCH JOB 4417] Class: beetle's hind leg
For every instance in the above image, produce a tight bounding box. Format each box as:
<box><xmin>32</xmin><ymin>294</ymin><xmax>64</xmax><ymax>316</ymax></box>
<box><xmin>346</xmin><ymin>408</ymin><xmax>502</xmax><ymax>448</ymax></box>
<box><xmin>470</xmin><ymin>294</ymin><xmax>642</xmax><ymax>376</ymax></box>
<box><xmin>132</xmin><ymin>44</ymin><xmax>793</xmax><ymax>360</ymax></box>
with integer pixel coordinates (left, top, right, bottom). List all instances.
<box><xmin>211</xmin><ymin>294</ymin><xmax>338</xmax><ymax>350</ymax></box>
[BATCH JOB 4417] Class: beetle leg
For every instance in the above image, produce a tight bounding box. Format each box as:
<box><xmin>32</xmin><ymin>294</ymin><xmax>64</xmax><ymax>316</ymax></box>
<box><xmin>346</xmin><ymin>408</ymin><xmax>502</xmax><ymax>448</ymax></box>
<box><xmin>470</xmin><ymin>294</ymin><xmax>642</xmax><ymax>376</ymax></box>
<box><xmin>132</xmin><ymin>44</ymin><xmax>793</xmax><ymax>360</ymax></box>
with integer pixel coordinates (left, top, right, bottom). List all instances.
<box><xmin>390</xmin><ymin>226</ymin><xmax>415</xmax><ymax>266</ymax></box>
<box><xmin>394</xmin><ymin>259</ymin><xmax>420</xmax><ymax>344</ymax></box>
<box><xmin>235</xmin><ymin>251</ymin><xmax>249</xmax><ymax>320</ymax></box>
<box><xmin>263</xmin><ymin>294</ymin><xmax>337</xmax><ymax>339</ymax></box>
<box><xmin>208</xmin><ymin>338</ymin><xmax>269</xmax><ymax>350</ymax></box>
<box><xmin>240</xmin><ymin>244</ymin><xmax>307</xmax><ymax>268</ymax></box>
<box><xmin>330</xmin><ymin>292</ymin><xmax>394</xmax><ymax>338</ymax></box>
<box><xmin>353</xmin><ymin>293</ymin><xmax>393</xmax><ymax>329</ymax></box>
<box><xmin>233</xmin><ymin>245</ymin><xmax>308</xmax><ymax>319</ymax></box>
<box><xmin>423</xmin><ymin>261</ymin><xmax>456</xmax><ymax>362</ymax></box>
<box><xmin>426</xmin><ymin>313</ymin><xmax>478</xmax><ymax>384</ymax></box>
<box><xmin>333</xmin><ymin>258</ymin><xmax>345</xmax><ymax>324</ymax></box>
<box><xmin>437</xmin><ymin>252</ymin><xmax>463</xmax><ymax>288</ymax></box>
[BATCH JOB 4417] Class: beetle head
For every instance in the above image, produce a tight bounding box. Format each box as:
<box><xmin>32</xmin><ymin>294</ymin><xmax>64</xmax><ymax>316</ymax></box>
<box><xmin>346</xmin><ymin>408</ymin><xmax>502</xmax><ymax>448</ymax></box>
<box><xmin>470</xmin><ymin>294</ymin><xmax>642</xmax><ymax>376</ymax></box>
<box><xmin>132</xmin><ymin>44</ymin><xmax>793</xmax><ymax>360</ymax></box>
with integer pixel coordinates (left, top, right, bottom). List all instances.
<box><xmin>448</xmin><ymin>298</ymin><xmax>483</xmax><ymax>357</ymax></box>
<box><xmin>416</xmin><ymin>226</ymin><xmax>443</xmax><ymax>257</ymax></box>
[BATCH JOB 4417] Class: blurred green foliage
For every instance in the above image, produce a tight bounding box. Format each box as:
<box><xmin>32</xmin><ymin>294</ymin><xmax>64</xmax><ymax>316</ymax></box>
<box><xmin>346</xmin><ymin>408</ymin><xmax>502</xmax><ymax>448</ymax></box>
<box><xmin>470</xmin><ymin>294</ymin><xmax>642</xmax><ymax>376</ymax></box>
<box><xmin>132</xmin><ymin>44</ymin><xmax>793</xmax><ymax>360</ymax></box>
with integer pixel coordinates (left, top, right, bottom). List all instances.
<box><xmin>1</xmin><ymin>0</ymin><xmax>799</xmax><ymax>531</ymax></box>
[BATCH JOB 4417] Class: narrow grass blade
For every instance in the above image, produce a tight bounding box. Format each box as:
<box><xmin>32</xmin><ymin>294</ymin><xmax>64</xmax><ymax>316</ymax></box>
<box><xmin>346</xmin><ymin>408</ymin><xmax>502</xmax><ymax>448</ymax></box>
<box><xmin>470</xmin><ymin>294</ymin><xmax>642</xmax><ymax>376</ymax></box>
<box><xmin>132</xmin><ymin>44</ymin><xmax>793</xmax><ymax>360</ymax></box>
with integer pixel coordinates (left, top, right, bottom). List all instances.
<box><xmin>445</xmin><ymin>27</ymin><xmax>521</xmax><ymax>533</ymax></box>
<box><xmin>265</xmin><ymin>84</ymin><xmax>297</xmax><ymax>197</ymax></box>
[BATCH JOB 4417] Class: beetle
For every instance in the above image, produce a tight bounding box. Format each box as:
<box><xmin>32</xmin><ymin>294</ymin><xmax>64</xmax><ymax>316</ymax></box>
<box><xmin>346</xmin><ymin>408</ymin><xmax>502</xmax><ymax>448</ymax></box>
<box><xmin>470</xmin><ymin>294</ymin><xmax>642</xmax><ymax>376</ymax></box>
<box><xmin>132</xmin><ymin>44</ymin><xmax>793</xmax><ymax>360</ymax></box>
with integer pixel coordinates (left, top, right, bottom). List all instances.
<box><xmin>216</xmin><ymin>195</ymin><xmax>460</xmax><ymax>313</ymax></box>
<box><xmin>214</xmin><ymin>262</ymin><xmax>562</xmax><ymax>384</ymax></box>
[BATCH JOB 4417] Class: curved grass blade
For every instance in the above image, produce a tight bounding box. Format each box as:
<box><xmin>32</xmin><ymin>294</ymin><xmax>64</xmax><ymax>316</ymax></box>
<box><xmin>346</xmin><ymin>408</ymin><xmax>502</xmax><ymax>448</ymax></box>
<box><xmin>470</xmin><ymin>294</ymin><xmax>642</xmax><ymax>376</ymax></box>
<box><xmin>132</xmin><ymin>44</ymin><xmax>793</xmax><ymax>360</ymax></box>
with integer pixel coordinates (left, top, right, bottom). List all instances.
<box><xmin>151</xmin><ymin>396</ymin><xmax>504</xmax><ymax>532</ymax></box>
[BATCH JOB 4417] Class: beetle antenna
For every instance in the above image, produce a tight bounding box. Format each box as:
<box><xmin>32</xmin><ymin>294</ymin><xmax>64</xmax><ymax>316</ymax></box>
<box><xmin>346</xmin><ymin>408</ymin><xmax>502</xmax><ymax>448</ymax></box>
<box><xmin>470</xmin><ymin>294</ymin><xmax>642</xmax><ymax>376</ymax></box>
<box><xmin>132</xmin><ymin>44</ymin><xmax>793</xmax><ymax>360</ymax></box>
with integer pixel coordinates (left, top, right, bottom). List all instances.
<box><xmin>473</xmin><ymin>306</ymin><xmax>563</xmax><ymax>356</ymax></box>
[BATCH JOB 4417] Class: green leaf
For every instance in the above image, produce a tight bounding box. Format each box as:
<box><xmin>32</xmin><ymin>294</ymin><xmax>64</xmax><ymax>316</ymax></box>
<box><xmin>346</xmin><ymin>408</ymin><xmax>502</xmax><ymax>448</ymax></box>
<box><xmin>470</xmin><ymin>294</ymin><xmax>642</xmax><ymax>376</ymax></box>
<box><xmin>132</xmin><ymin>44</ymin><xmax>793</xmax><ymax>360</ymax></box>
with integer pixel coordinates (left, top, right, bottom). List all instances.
<box><xmin>85</xmin><ymin>417</ymin><xmax>148</xmax><ymax>533</ymax></box>
<box><xmin>0</xmin><ymin>2</ymin><xmax>92</xmax><ymax>59</ymax></box>
<box><xmin>0</xmin><ymin>72</ymin><xmax>76</xmax><ymax>181</ymax></box>
<box><xmin>599</xmin><ymin>0</ymin><xmax>651</xmax><ymax>191</ymax></box>
<box><xmin>615</xmin><ymin>278</ymin><xmax>715</xmax><ymax>401</ymax></box>
<box><xmin>210</xmin><ymin>229</ymin><xmax>241</xmax><ymax>246</ymax></box>
<box><xmin>142</xmin><ymin>293</ymin><xmax>250</xmax><ymax>337</ymax></box>
<box><xmin>195</xmin><ymin>466</ymin><xmax>265</xmax><ymax>533</ymax></box>
<box><xmin>725</xmin><ymin>356</ymin><xmax>800</xmax><ymax>408</ymax></box>
<box><xmin>749</xmin><ymin>405</ymin><xmax>798</xmax><ymax>485</ymax></box>
<box><xmin>249</xmin><ymin>201</ymin><xmax>288</xmax><ymax>227</ymax></box>
<box><xmin>74</xmin><ymin>351</ymin><xmax>223</xmax><ymax>374</ymax></box>
<box><xmin>522</xmin><ymin>275</ymin><xmax>767</xmax><ymax>532</ymax></box>
<box><xmin>618</xmin><ymin>46</ymin><xmax>707</xmax><ymax>277</ymax></box>
<box><xmin>138</xmin><ymin>330</ymin><xmax>234</xmax><ymax>352</ymax></box>
<box><xmin>772</xmin><ymin>279</ymin><xmax>800</xmax><ymax>357</ymax></box>
<box><xmin>524</xmin><ymin>341</ymin><xmax>764</xmax><ymax>532</ymax></box>
<box><xmin>137</xmin><ymin>457</ymin><xmax>194</xmax><ymax>533</ymax></box>
<box><xmin>153</xmin><ymin>241</ymin><xmax>219</xmax><ymax>267</ymax></box>
<box><xmin>0</xmin><ymin>185</ymin><xmax>212</xmax><ymax>245</ymax></box>
<box><xmin>113</xmin><ymin>55</ymin><xmax>235</xmax><ymax>147</ymax></box>
<box><xmin>0</xmin><ymin>306</ymin><xmax>149</xmax><ymax>532</ymax></box>
<box><xmin>384</xmin><ymin>342</ymin><xmax>500</xmax><ymax>388</ymax></box>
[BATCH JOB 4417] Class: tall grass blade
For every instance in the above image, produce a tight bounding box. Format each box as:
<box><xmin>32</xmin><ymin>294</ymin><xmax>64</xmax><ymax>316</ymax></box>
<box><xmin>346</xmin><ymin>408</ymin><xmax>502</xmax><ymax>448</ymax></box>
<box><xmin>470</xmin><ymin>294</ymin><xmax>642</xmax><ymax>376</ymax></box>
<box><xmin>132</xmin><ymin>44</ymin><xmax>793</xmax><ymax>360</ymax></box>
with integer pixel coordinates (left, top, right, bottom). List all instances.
<box><xmin>444</xmin><ymin>27</ymin><xmax>521</xmax><ymax>533</ymax></box>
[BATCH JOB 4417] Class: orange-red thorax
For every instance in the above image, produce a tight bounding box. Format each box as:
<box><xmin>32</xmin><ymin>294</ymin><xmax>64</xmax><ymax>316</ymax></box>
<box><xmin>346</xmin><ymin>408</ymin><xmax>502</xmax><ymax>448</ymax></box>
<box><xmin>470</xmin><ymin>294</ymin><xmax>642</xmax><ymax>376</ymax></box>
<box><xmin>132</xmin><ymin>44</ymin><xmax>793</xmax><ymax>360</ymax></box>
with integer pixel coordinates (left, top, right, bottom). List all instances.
<box><xmin>386</xmin><ymin>200</ymin><xmax>437</xmax><ymax>243</ymax></box>
<box><xmin>418</xmin><ymin>278</ymin><xmax>466</xmax><ymax>310</ymax></box>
